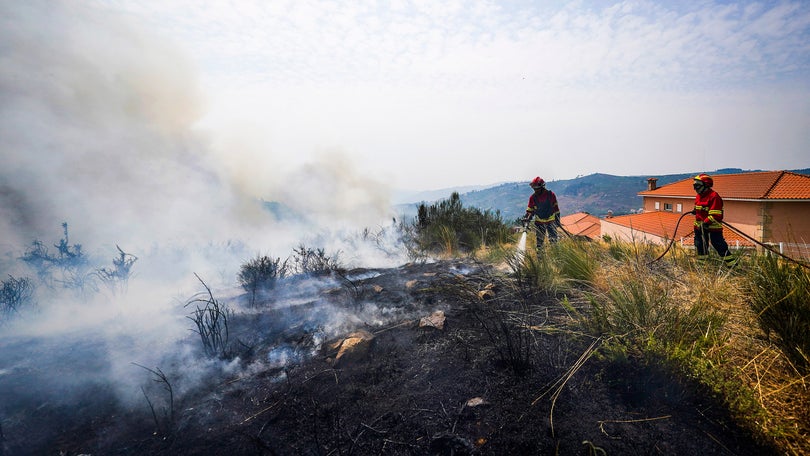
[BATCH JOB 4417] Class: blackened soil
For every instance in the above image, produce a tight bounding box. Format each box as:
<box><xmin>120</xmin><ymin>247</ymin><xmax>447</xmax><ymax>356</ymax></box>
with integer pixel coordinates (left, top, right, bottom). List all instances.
<box><xmin>1</xmin><ymin>260</ymin><xmax>778</xmax><ymax>456</ymax></box>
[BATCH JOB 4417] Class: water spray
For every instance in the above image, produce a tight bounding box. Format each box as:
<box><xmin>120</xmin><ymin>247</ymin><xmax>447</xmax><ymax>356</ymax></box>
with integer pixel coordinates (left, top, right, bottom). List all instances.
<box><xmin>516</xmin><ymin>221</ymin><xmax>529</xmax><ymax>256</ymax></box>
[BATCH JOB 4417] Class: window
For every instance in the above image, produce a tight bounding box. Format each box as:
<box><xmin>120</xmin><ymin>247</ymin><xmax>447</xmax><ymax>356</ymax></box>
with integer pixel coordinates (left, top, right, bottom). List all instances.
<box><xmin>654</xmin><ymin>201</ymin><xmax>660</xmax><ymax>210</ymax></box>
<box><xmin>676</xmin><ymin>203</ymin><xmax>682</xmax><ymax>213</ymax></box>
<box><xmin>664</xmin><ymin>203</ymin><xmax>673</xmax><ymax>212</ymax></box>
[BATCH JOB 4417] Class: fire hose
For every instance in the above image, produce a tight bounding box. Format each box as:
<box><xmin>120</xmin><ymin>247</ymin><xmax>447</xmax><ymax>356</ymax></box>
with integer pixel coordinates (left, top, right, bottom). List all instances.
<box><xmin>646</xmin><ymin>212</ymin><xmax>810</xmax><ymax>270</ymax></box>
<box><xmin>647</xmin><ymin>211</ymin><xmax>693</xmax><ymax>265</ymax></box>
<box><xmin>719</xmin><ymin>220</ymin><xmax>810</xmax><ymax>271</ymax></box>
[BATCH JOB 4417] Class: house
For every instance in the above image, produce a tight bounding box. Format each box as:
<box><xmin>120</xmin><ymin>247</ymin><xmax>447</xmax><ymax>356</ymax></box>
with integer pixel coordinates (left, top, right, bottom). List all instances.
<box><xmin>601</xmin><ymin>170</ymin><xmax>810</xmax><ymax>257</ymax></box>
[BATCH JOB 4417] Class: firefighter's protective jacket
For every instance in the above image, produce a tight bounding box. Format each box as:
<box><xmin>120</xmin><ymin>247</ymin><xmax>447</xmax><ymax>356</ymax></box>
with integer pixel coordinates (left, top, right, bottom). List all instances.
<box><xmin>526</xmin><ymin>190</ymin><xmax>560</xmax><ymax>224</ymax></box>
<box><xmin>694</xmin><ymin>189</ymin><xmax>724</xmax><ymax>232</ymax></box>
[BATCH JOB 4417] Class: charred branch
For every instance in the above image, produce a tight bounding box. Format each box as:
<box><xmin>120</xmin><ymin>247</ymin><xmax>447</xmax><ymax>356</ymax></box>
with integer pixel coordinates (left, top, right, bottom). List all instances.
<box><xmin>185</xmin><ymin>273</ymin><xmax>230</xmax><ymax>358</ymax></box>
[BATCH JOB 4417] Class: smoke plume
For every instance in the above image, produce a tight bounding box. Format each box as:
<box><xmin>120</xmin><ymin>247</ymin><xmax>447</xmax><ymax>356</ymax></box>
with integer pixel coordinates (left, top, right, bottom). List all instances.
<box><xmin>0</xmin><ymin>0</ymin><xmax>407</xmax><ymax>422</ymax></box>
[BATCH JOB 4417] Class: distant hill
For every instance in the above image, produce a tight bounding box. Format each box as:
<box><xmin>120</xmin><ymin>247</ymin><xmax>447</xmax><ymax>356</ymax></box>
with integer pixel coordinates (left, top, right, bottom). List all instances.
<box><xmin>391</xmin><ymin>184</ymin><xmax>497</xmax><ymax>205</ymax></box>
<box><xmin>396</xmin><ymin>168</ymin><xmax>810</xmax><ymax>225</ymax></box>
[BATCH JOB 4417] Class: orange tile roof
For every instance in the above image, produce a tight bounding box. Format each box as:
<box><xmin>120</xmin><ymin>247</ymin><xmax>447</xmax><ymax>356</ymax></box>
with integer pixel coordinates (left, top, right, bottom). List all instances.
<box><xmin>605</xmin><ymin>211</ymin><xmax>694</xmax><ymax>240</ymax></box>
<box><xmin>560</xmin><ymin>212</ymin><xmax>601</xmax><ymax>239</ymax></box>
<box><xmin>767</xmin><ymin>172</ymin><xmax>810</xmax><ymax>199</ymax></box>
<box><xmin>638</xmin><ymin>171</ymin><xmax>810</xmax><ymax>200</ymax></box>
<box><xmin>605</xmin><ymin>211</ymin><xmax>754</xmax><ymax>246</ymax></box>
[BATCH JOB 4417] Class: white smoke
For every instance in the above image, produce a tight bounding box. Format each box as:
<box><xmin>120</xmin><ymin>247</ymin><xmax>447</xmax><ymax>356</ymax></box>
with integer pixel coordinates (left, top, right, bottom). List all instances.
<box><xmin>0</xmin><ymin>0</ymin><xmax>400</xmax><ymax>254</ymax></box>
<box><xmin>0</xmin><ymin>0</ymin><xmax>409</xmax><ymax>419</ymax></box>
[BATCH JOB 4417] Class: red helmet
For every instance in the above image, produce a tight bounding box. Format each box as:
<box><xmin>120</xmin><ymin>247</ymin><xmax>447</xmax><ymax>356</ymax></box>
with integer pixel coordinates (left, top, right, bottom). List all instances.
<box><xmin>530</xmin><ymin>177</ymin><xmax>545</xmax><ymax>189</ymax></box>
<box><xmin>693</xmin><ymin>173</ymin><xmax>713</xmax><ymax>187</ymax></box>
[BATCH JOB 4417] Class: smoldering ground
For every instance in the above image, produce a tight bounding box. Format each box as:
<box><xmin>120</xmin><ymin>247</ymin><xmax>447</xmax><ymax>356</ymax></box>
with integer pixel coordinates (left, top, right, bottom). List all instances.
<box><xmin>0</xmin><ymin>1</ymin><xmax>410</xmax><ymax>451</ymax></box>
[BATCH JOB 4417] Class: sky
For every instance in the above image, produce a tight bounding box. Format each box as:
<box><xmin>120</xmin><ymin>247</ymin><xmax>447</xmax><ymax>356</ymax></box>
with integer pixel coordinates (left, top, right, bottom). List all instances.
<box><xmin>2</xmin><ymin>0</ymin><xmax>810</xmax><ymax>253</ymax></box>
<box><xmin>91</xmin><ymin>0</ymin><xmax>810</xmax><ymax>190</ymax></box>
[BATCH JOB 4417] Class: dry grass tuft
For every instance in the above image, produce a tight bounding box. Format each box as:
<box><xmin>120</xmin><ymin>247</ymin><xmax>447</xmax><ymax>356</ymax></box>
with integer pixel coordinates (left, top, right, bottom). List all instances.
<box><xmin>718</xmin><ymin>286</ymin><xmax>810</xmax><ymax>456</ymax></box>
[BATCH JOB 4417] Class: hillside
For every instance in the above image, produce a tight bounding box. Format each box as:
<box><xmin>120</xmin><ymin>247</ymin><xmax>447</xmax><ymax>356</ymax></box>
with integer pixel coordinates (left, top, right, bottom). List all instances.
<box><xmin>1</xmin><ymin>259</ymin><xmax>780</xmax><ymax>455</ymax></box>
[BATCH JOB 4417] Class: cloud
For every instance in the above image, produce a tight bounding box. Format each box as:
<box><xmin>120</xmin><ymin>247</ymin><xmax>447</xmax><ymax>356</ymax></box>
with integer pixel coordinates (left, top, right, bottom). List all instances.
<box><xmin>97</xmin><ymin>0</ymin><xmax>810</xmax><ymax>92</ymax></box>
<box><xmin>8</xmin><ymin>0</ymin><xmax>808</xmax><ymax>200</ymax></box>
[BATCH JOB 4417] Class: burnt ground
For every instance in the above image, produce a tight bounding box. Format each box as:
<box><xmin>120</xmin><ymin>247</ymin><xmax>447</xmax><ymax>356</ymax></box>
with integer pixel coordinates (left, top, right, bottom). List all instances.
<box><xmin>1</xmin><ymin>259</ymin><xmax>779</xmax><ymax>456</ymax></box>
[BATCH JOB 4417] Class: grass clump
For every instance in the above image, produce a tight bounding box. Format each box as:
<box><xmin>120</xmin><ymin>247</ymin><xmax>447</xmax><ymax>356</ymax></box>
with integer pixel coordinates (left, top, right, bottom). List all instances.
<box><xmin>551</xmin><ymin>239</ymin><xmax>599</xmax><ymax>287</ymax></box>
<box><xmin>745</xmin><ymin>254</ymin><xmax>810</xmax><ymax>373</ymax></box>
<box><xmin>510</xmin><ymin>249</ymin><xmax>560</xmax><ymax>294</ymax></box>
<box><xmin>508</xmin><ymin>238</ymin><xmax>600</xmax><ymax>296</ymax></box>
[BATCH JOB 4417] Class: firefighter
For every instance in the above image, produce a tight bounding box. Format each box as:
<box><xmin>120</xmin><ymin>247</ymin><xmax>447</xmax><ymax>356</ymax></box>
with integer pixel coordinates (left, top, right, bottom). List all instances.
<box><xmin>523</xmin><ymin>177</ymin><xmax>561</xmax><ymax>252</ymax></box>
<box><xmin>692</xmin><ymin>173</ymin><xmax>736</xmax><ymax>267</ymax></box>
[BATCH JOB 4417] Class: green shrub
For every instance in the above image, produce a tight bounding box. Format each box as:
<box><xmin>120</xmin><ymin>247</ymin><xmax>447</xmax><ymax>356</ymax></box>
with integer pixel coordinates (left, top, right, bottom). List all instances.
<box><xmin>412</xmin><ymin>192</ymin><xmax>510</xmax><ymax>255</ymax></box>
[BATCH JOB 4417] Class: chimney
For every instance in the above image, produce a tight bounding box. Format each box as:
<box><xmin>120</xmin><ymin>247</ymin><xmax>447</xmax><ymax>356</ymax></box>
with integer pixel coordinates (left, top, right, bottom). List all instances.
<box><xmin>647</xmin><ymin>178</ymin><xmax>658</xmax><ymax>191</ymax></box>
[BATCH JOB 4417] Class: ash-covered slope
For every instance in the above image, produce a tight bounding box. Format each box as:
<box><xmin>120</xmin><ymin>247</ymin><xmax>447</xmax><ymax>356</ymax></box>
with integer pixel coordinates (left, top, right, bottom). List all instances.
<box><xmin>1</xmin><ymin>260</ymin><xmax>776</xmax><ymax>456</ymax></box>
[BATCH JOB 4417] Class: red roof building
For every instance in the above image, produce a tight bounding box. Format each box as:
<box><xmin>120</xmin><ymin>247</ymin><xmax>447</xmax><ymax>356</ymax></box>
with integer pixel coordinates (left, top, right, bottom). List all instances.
<box><xmin>603</xmin><ymin>171</ymin><xmax>810</xmax><ymax>256</ymax></box>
